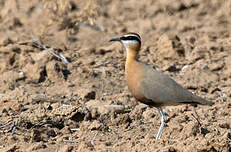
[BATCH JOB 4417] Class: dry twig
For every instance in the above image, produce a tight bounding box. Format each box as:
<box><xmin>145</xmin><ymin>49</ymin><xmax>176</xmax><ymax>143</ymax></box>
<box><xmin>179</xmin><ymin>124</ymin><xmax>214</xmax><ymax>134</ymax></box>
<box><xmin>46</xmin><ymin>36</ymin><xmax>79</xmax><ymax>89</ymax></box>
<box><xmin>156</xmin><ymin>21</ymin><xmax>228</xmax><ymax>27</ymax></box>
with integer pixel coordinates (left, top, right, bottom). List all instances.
<box><xmin>0</xmin><ymin>120</ymin><xmax>19</xmax><ymax>135</ymax></box>
<box><xmin>11</xmin><ymin>119</ymin><xmax>18</xmax><ymax>135</ymax></box>
<box><xmin>91</xmin><ymin>131</ymin><xmax>99</xmax><ymax>145</ymax></box>
<box><xmin>0</xmin><ymin>122</ymin><xmax>12</xmax><ymax>129</ymax></box>
<box><xmin>70</xmin><ymin>128</ymin><xmax>80</xmax><ymax>131</ymax></box>
<box><xmin>32</xmin><ymin>37</ymin><xmax>70</xmax><ymax>64</ymax></box>
<box><xmin>218</xmin><ymin>92</ymin><xmax>226</xmax><ymax>102</ymax></box>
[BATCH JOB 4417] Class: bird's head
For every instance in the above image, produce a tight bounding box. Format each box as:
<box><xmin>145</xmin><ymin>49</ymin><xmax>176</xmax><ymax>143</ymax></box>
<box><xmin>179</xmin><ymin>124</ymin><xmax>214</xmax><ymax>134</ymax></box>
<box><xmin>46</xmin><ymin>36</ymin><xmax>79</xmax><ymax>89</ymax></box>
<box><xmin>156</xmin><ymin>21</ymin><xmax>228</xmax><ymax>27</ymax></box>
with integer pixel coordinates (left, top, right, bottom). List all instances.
<box><xmin>109</xmin><ymin>33</ymin><xmax>141</xmax><ymax>52</ymax></box>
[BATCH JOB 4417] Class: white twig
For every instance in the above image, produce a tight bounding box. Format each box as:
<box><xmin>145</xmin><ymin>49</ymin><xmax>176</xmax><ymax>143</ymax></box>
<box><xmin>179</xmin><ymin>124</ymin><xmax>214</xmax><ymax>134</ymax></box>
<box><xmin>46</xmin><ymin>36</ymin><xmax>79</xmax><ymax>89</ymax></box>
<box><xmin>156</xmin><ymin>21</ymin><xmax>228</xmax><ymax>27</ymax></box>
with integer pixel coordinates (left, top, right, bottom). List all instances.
<box><xmin>59</xmin><ymin>53</ymin><xmax>70</xmax><ymax>64</ymax></box>
<box><xmin>0</xmin><ymin>122</ymin><xmax>12</xmax><ymax>129</ymax></box>
<box><xmin>218</xmin><ymin>92</ymin><xmax>226</xmax><ymax>102</ymax></box>
<box><xmin>91</xmin><ymin>131</ymin><xmax>99</xmax><ymax>145</ymax></box>
<box><xmin>0</xmin><ymin>120</ymin><xmax>18</xmax><ymax>135</ymax></box>
<box><xmin>11</xmin><ymin>119</ymin><xmax>18</xmax><ymax>135</ymax></box>
<box><xmin>32</xmin><ymin>37</ymin><xmax>70</xmax><ymax>64</ymax></box>
<box><xmin>70</xmin><ymin>128</ymin><xmax>80</xmax><ymax>131</ymax></box>
<box><xmin>58</xmin><ymin>104</ymin><xmax>71</xmax><ymax>109</ymax></box>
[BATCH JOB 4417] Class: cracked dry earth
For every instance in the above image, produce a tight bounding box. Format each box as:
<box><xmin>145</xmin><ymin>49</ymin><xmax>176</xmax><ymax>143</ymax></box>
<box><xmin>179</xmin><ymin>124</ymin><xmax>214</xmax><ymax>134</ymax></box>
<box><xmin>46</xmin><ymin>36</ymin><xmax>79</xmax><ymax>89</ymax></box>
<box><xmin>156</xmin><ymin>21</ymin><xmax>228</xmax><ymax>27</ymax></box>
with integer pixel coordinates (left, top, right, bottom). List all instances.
<box><xmin>0</xmin><ymin>0</ymin><xmax>231</xmax><ymax>152</ymax></box>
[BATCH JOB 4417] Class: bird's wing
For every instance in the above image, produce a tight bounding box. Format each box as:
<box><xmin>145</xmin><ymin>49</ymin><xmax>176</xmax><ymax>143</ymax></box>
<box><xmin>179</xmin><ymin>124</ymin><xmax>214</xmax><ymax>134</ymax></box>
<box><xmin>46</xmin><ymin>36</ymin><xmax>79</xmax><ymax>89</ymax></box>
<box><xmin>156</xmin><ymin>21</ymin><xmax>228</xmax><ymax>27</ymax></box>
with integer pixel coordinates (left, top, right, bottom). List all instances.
<box><xmin>140</xmin><ymin>64</ymin><xmax>194</xmax><ymax>104</ymax></box>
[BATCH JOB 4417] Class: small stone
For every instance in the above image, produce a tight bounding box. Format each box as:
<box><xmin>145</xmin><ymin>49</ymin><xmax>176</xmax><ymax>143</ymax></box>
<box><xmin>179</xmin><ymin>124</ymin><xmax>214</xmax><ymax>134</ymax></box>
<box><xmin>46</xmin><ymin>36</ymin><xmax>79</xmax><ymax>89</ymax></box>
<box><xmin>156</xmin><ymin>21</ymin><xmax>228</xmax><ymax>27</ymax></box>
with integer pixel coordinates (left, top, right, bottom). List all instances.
<box><xmin>88</xmin><ymin>120</ymin><xmax>101</xmax><ymax>130</ymax></box>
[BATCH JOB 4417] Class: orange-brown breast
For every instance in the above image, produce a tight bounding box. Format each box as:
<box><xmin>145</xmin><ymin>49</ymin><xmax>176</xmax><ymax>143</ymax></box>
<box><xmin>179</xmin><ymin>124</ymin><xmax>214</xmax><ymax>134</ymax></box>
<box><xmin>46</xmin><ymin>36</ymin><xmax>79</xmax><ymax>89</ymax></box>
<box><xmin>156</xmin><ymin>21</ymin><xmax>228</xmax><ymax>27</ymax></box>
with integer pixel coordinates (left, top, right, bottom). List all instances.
<box><xmin>125</xmin><ymin>60</ymin><xmax>146</xmax><ymax>102</ymax></box>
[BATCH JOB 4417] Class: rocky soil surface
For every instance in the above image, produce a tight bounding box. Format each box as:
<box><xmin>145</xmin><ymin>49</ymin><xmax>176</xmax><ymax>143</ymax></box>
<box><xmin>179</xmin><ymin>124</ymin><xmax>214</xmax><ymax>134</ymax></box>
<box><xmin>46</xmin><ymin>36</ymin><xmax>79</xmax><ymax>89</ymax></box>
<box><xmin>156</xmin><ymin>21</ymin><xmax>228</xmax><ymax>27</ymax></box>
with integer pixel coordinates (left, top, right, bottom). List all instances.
<box><xmin>0</xmin><ymin>0</ymin><xmax>231</xmax><ymax>151</ymax></box>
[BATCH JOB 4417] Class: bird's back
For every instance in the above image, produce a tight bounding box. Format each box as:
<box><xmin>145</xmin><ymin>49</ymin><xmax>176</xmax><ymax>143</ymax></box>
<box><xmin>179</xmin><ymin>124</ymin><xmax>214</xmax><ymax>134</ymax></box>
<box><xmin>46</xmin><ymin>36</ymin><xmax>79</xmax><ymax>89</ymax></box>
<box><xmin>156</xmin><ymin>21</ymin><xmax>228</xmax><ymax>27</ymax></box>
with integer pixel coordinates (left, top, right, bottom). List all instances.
<box><xmin>139</xmin><ymin>63</ymin><xmax>213</xmax><ymax>106</ymax></box>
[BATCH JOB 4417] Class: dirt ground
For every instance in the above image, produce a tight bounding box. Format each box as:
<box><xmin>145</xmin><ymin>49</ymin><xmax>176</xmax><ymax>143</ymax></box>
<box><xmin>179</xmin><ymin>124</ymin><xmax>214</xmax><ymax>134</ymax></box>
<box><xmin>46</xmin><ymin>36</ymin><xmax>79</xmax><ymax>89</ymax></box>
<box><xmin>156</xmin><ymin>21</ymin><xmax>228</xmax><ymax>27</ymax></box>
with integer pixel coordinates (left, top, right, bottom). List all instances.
<box><xmin>0</xmin><ymin>0</ymin><xmax>231</xmax><ymax>151</ymax></box>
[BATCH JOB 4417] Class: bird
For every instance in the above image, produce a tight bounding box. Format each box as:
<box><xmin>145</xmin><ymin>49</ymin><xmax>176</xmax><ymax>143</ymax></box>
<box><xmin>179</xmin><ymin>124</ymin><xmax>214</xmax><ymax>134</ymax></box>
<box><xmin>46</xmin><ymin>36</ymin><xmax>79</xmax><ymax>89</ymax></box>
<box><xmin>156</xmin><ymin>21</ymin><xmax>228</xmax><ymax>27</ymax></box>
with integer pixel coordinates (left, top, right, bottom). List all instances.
<box><xmin>109</xmin><ymin>33</ymin><xmax>213</xmax><ymax>140</ymax></box>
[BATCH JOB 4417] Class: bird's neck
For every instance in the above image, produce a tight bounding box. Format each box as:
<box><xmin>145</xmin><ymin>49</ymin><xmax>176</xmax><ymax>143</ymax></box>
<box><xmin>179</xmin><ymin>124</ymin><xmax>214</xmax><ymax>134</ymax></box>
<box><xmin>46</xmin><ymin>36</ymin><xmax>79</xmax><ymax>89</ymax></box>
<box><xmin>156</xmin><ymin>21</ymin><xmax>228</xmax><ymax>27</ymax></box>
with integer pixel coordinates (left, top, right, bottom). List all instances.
<box><xmin>125</xmin><ymin>49</ymin><xmax>139</xmax><ymax>76</ymax></box>
<box><xmin>126</xmin><ymin>49</ymin><xmax>138</xmax><ymax>62</ymax></box>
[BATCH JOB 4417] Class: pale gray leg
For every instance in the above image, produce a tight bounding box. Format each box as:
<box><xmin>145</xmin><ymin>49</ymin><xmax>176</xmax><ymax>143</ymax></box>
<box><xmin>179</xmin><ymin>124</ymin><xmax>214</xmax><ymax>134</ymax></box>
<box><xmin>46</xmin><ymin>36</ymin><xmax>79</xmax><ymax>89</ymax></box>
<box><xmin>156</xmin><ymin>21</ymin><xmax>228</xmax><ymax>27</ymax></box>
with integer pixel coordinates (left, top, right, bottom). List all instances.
<box><xmin>156</xmin><ymin>107</ymin><xmax>166</xmax><ymax>140</ymax></box>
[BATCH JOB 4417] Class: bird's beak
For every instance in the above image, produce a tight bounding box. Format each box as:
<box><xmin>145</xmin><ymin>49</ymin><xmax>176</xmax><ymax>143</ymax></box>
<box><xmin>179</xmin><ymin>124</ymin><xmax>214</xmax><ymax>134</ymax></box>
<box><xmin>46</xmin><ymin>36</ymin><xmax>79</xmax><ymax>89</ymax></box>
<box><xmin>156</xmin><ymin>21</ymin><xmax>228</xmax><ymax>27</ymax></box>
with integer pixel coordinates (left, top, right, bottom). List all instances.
<box><xmin>109</xmin><ymin>37</ymin><xmax>121</xmax><ymax>42</ymax></box>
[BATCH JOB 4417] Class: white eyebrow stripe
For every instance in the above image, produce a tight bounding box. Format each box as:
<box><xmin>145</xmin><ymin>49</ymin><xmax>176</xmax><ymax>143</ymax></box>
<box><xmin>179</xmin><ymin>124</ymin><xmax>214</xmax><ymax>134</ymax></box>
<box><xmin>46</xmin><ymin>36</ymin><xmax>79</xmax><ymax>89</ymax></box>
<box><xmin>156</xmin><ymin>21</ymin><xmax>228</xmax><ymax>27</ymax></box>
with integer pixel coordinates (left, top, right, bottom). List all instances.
<box><xmin>123</xmin><ymin>34</ymin><xmax>141</xmax><ymax>41</ymax></box>
<box><xmin>122</xmin><ymin>40</ymin><xmax>138</xmax><ymax>44</ymax></box>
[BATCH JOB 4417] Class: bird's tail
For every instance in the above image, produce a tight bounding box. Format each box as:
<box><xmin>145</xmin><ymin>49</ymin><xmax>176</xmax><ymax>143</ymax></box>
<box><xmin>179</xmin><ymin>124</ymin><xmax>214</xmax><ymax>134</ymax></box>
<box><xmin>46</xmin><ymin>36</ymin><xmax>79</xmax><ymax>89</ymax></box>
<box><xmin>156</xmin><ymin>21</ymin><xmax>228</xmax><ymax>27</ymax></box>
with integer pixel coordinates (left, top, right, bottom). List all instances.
<box><xmin>192</xmin><ymin>95</ymin><xmax>213</xmax><ymax>105</ymax></box>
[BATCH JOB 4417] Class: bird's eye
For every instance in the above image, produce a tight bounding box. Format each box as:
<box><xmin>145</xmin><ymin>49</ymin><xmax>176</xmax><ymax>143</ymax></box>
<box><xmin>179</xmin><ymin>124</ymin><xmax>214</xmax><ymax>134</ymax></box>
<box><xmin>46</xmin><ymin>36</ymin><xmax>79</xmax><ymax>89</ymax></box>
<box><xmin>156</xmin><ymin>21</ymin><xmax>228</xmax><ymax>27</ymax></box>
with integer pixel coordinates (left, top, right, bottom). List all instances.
<box><xmin>120</xmin><ymin>35</ymin><xmax>141</xmax><ymax>44</ymax></box>
<box><xmin>121</xmin><ymin>36</ymin><xmax>137</xmax><ymax>41</ymax></box>
<box><xmin>127</xmin><ymin>36</ymin><xmax>134</xmax><ymax>40</ymax></box>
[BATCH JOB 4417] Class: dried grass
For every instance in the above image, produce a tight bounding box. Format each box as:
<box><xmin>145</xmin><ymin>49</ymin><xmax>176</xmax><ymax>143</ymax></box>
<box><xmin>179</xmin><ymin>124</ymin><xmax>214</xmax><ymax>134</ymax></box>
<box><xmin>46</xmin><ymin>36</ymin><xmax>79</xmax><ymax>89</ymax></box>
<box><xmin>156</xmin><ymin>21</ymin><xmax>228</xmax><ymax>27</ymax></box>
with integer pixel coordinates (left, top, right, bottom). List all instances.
<box><xmin>42</xmin><ymin>0</ymin><xmax>100</xmax><ymax>30</ymax></box>
<box><xmin>43</xmin><ymin>0</ymin><xmax>72</xmax><ymax>17</ymax></box>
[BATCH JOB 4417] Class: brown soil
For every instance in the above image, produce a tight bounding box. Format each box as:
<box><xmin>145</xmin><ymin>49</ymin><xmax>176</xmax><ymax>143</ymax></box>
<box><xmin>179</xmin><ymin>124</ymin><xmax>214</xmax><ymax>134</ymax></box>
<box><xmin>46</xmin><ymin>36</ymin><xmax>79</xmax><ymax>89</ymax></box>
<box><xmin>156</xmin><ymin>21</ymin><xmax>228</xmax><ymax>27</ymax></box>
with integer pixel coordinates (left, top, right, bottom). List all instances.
<box><xmin>0</xmin><ymin>0</ymin><xmax>231</xmax><ymax>152</ymax></box>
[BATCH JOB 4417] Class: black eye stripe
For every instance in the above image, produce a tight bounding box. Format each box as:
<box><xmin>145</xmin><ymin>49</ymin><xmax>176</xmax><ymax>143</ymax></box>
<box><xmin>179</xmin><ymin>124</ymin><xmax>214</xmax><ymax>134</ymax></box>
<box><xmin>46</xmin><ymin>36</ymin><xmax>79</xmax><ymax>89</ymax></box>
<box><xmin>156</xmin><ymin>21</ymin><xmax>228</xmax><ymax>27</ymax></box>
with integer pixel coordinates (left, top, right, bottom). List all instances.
<box><xmin>120</xmin><ymin>36</ymin><xmax>141</xmax><ymax>44</ymax></box>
